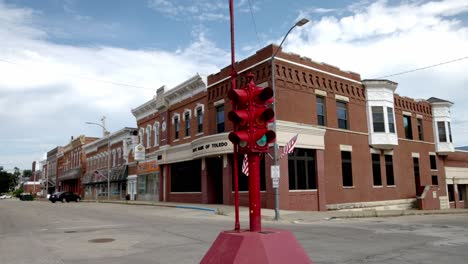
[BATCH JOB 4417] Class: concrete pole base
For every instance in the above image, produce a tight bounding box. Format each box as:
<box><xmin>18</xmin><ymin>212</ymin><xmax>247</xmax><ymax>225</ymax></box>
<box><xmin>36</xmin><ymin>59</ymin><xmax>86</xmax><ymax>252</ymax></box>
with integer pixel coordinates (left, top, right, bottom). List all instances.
<box><xmin>200</xmin><ymin>228</ymin><xmax>312</xmax><ymax>263</ymax></box>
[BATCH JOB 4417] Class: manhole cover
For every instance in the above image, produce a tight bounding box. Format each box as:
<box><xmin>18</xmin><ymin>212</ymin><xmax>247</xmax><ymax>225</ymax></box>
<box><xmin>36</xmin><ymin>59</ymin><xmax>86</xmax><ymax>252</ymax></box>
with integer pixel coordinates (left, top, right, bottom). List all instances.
<box><xmin>64</xmin><ymin>231</ymin><xmax>77</xmax><ymax>233</ymax></box>
<box><xmin>88</xmin><ymin>238</ymin><xmax>115</xmax><ymax>243</ymax></box>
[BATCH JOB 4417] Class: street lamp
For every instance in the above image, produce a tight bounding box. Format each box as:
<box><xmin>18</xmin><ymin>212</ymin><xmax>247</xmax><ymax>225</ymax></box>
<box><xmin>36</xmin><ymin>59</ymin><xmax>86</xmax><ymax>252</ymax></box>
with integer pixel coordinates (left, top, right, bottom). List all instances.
<box><xmin>271</xmin><ymin>18</ymin><xmax>309</xmax><ymax>221</ymax></box>
<box><xmin>85</xmin><ymin>120</ymin><xmax>111</xmax><ymax>201</ymax></box>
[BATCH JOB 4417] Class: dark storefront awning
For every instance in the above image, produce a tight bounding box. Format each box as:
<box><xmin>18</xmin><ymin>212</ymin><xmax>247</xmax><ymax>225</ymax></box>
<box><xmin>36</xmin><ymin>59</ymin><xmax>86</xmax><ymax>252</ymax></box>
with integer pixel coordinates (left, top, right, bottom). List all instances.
<box><xmin>58</xmin><ymin>168</ymin><xmax>81</xmax><ymax>181</ymax></box>
<box><xmin>83</xmin><ymin>165</ymin><xmax>128</xmax><ymax>185</ymax></box>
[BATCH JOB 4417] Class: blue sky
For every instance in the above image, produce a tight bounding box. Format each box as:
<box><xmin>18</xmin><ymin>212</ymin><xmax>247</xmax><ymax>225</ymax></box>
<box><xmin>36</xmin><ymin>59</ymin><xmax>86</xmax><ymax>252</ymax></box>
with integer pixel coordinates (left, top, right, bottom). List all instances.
<box><xmin>1</xmin><ymin>0</ymin><xmax>468</xmax><ymax>171</ymax></box>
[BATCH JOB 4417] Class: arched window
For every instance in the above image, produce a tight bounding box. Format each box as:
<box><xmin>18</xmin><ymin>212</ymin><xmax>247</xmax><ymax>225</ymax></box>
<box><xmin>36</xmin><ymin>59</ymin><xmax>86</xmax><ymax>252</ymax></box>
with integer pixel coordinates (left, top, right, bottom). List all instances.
<box><xmin>154</xmin><ymin>122</ymin><xmax>160</xmax><ymax>146</ymax></box>
<box><xmin>112</xmin><ymin>149</ymin><xmax>116</xmax><ymax>167</ymax></box>
<box><xmin>139</xmin><ymin>128</ymin><xmax>145</xmax><ymax>146</ymax></box>
<box><xmin>194</xmin><ymin>104</ymin><xmax>205</xmax><ymax>133</ymax></box>
<box><xmin>117</xmin><ymin>148</ymin><xmax>122</xmax><ymax>165</ymax></box>
<box><xmin>146</xmin><ymin>125</ymin><xmax>152</xmax><ymax>148</ymax></box>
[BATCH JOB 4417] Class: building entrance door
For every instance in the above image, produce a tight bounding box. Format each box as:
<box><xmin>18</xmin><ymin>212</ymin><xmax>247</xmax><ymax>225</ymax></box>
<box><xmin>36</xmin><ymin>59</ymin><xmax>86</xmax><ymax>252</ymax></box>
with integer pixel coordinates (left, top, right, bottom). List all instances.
<box><xmin>207</xmin><ymin>157</ymin><xmax>223</xmax><ymax>204</ymax></box>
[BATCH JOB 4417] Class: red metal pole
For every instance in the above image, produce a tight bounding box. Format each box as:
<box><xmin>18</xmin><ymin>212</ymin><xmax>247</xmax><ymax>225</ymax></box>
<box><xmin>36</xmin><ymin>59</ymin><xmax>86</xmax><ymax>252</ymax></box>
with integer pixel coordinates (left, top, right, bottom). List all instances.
<box><xmin>229</xmin><ymin>0</ymin><xmax>240</xmax><ymax>232</ymax></box>
<box><xmin>248</xmin><ymin>153</ymin><xmax>261</xmax><ymax>232</ymax></box>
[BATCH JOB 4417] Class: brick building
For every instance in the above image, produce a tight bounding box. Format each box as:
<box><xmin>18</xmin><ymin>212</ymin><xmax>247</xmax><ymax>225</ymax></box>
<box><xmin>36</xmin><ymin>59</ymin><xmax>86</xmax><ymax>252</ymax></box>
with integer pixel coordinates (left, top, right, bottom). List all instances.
<box><xmin>45</xmin><ymin>146</ymin><xmax>61</xmax><ymax>194</ymax></box>
<box><xmin>56</xmin><ymin>135</ymin><xmax>98</xmax><ymax>195</ymax></box>
<box><xmin>82</xmin><ymin>127</ymin><xmax>138</xmax><ymax>200</ymax></box>
<box><xmin>130</xmin><ymin>44</ymin><xmax>467</xmax><ymax>210</ymax></box>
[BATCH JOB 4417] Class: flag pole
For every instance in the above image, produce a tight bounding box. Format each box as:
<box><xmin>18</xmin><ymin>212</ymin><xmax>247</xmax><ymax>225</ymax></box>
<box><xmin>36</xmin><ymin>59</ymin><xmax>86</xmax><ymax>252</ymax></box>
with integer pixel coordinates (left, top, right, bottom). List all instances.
<box><xmin>229</xmin><ymin>0</ymin><xmax>240</xmax><ymax>232</ymax></box>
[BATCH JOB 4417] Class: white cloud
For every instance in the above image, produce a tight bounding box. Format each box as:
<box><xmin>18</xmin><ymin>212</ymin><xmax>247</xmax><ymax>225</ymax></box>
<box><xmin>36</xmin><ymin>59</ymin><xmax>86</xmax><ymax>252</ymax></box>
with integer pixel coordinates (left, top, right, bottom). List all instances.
<box><xmin>147</xmin><ymin>0</ymin><xmax>229</xmax><ymax>21</ymax></box>
<box><xmin>0</xmin><ymin>2</ymin><xmax>229</xmax><ymax>170</ymax></box>
<box><xmin>284</xmin><ymin>0</ymin><xmax>468</xmax><ymax>146</ymax></box>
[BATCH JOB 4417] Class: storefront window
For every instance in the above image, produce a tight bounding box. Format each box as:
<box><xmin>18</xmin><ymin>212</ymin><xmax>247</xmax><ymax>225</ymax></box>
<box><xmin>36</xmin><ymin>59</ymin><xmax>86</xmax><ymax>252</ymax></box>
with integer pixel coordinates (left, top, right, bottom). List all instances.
<box><xmin>171</xmin><ymin>160</ymin><xmax>201</xmax><ymax>192</ymax></box>
<box><xmin>288</xmin><ymin>148</ymin><xmax>317</xmax><ymax>190</ymax></box>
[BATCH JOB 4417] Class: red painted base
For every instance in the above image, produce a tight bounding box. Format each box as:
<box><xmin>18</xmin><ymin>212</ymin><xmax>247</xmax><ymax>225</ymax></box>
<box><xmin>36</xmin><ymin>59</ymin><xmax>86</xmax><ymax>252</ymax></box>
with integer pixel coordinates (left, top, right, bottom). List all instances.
<box><xmin>200</xmin><ymin>228</ymin><xmax>312</xmax><ymax>264</ymax></box>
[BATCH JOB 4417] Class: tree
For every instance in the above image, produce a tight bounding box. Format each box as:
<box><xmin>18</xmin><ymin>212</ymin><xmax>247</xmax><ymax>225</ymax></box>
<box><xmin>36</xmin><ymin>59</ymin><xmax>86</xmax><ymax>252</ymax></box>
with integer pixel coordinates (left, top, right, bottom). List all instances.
<box><xmin>0</xmin><ymin>167</ymin><xmax>22</xmax><ymax>192</ymax></box>
<box><xmin>0</xmin><ymin>168</ymin><xmax>10</xmax><ymax>193</ymax></box>
<box><xmin>22</xmin><ymin>169</ymin><xmax>32</xmax><ymax>179</ymax></box>
<box><xmin>9</xmin><ymin>167</ymin><xmax>20</xmax><ymax>190</ymax></box>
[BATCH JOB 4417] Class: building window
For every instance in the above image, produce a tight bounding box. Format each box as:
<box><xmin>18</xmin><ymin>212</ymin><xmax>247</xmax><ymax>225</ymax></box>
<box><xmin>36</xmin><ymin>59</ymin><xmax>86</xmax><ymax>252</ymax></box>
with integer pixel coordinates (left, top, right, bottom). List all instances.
<box><xmin>154</xmin><ymin>123</ymin><xmax>159</xmax><ymax>146</ymax></box>
<box><xmin>430</xmin><ymin>155</ymin><xmax>437</xmax><ymax>170</ymax></box>
<box><xmin>372</xmin><ymin>153</ymin><xmax>382</xmax><ymax>186</ymax></box>
<box><xmin>385</xmin><ymin>155</ymin><xmax>395</xmax><ymax>186</ymax></box>
<box><xmin>336</xmin><ymin>101</ymin><xmax>348</xmax><ymax>129</ymax></box>
<box><xmin>139</xmin><ymin>128</ymin><xmax>144</xmax><ymax>146</ymax></box>
<box><xmin>316</xmin><ymin>96</ymin><xmax>326</xmax><ymax>126</ymax></box>
<box><xmin>417</xmin><ymin>118</ymin><xmax>424</xmax><ymax>140</ymax></box>
<box><xmin>146</xmin><ymin>126</ymin><xmax>152</xmax><ymax>148</ymax></box>
<box><xmin>372</xmin><ymin>106</ymin><xmax>385</xmax><ymax>132</ymax></box>
<box><xmin>387</xmin><ymin>107</ymin><xmax>395</xmax><ymax>133</ymax></box>
<box><xmin>171</xmin><ymin>160</ymin><xmax>201</xmax><ymax>192</ymax></box>
<box><xmin>288</xmin><ymin>149</ymin><xmax>316</xmax><ymax>190</ymax></box>
<box><xmin>448</xmin><ymin>122</ymin><xmax>453</xmax><ymax>143</ymax></box>
<box><xmin>174</xmin><ymin>116</ymin><xmax>179</xmax><ymax>139</ymax></box>
<box><xmin>138</xmin><ymin>174</ymin><xmax>155</xmax><ymax>197</ymax></box>
<box><xmin>197</xmin><ymin>107</ymin><xmax>203</xmax><ymax>133</ymax></box>
<box><xmin>185</xmin><ymin>112</ymin><xmax>190</xmax><ymax>137</ymax></box>
<box><xmin>341</xmin><ymin>151</ymin><xmax>353</xmax><ymax>187</ymax></box>
<box><xmin>437</xmin><ymin>121</ymin><xmax>446</xmax><ymax>142</ymax></box>
<box><xmin>117</xmin><ymin>148</ymin><xmax>122</xmax><ymax>165</ymax></box>
<box><xmin>112</xmin><ymin>150</ymin><xmax>116</xmax><ymax>167</ymax></box>
<box><xmin>403</xmin><ymin>115</ymin><xmax>413</xmax><ymax>140</ymax></box>
<box><xmin>413</xmin><ymin>157</ymin><xmax>421</xmax><ymax>196</ymax></box>
<box><xmin>216</xmin><ymin>104</ymin><xmax>225</xmax><ymax>133</ymax></box>
<box><xmin>431</xmin><ymin>175</ymin><xmax>438</xmax><ymax>185</ymax></box>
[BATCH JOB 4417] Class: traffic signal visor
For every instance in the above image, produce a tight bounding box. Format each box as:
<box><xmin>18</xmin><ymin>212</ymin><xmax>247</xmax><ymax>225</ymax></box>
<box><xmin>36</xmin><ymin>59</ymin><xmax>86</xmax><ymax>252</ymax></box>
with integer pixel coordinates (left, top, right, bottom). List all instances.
<box><xmin>228</xmin><ymin>131</ymin><xmax>250</xmax><ymax>150</ymax></box>
<box><xmin>252</xmin><ymin>86</ymin><xmax>274</xmax><ymax>105</ymax></box>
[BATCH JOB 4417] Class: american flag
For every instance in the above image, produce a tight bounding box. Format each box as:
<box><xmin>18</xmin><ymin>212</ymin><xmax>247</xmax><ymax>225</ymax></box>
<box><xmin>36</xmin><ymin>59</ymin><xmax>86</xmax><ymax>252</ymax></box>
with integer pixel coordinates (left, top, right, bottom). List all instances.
<box><xmin>242</xmin><ymin>154</ymin><xmax>249</xmax><ymax>176</ymax></box>
<box><xmin>279</xmin><ymin>134</ymin><xmax>298</xmax><ymax>160</ymax></box>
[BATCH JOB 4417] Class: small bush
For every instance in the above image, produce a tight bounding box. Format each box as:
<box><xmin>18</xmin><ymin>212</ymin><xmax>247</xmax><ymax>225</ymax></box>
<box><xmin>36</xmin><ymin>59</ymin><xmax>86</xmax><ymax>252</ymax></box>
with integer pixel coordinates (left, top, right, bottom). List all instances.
<box><xmin>13</xmin><ymin>188</ymin><xmax>24</xmax><ymax>198</ymax></box>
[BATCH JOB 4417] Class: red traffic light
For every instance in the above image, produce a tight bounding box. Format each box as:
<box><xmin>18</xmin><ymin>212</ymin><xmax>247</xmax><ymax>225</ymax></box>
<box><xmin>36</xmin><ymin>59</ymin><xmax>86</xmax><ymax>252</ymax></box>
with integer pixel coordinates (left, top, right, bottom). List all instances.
<box><xmin>252</xmin><ymin>108</ymin><xmax>274</xmax><ymax>127</ymax></box>
<box><xmin>228</xmin><ymin>88</ymin><xmax>249</xmax><ymax>106</ymax></box>
<box><xmin>252</xmin><ymin>86</ymin><xmax>274</xmax><ymax>105</ymax></box>
<box><xmin>253</xmin><ymin>130</ymin><xmax>276</xmax><ymax>151</ymax></box>
<box><xmin>229</xmin><ymin>131</ymin><xmax>250</xmax><ymax>151</ymax></box>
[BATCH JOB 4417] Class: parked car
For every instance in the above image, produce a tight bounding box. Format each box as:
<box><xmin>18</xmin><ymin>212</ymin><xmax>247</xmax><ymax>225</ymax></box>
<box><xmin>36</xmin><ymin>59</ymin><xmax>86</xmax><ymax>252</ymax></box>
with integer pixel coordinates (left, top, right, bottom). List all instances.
<box><xmin>0</xmin><ymin>194</ymin><xmax>12</xmax><ymax>199</ymax></box>
<box><xmin>19</xmin><ymin>193</ymin><xmax>33</xmax><ymax>201</ymax></box>
<box><xmin>49</xmin><ymin>192</ymin><xmax>81</xmax><ymax>203</ymax></box>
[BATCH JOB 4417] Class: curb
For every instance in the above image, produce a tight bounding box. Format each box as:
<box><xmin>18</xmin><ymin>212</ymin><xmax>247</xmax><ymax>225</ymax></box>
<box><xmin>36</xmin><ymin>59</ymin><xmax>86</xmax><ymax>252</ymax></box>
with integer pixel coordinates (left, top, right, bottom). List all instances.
<box><xmin>81</xmin><ymin>200</ymin><xmax>468</xmax><ymax>220</ymax></box>
<box><xmin>84</xmin><ymin>200</ymin><xmax>217</xmax><ymax>213</ymax></box>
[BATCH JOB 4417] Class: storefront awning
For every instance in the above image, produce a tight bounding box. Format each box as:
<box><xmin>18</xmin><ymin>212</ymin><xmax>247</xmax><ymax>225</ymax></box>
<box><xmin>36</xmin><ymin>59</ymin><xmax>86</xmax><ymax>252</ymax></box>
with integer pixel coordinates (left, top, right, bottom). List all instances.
<box><xmin>83</xmin><ymin>165</ymin><xmax>128</xmax><ymax>185</ymax></box>
<box><xmin>58</xmin><ymin>168</ymin><xmax>81</xmax><ymax>181</ymax></box>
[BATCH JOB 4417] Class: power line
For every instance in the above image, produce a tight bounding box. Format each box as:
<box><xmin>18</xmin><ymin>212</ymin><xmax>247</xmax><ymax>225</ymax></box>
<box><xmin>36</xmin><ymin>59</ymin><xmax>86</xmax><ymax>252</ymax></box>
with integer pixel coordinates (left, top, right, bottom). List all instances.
<box><xmin>0</xmin><ymin>58</ymin><xmax>155</xmax><ymax>91</ymax></box>
<box><xmin>376</xmin><ymin>56</ymin><xmax>468</xmax><ymax>79</ymax></box>
<box><xmin>247</xmin><ymin>0</ymin><xmax>261</xmax><ymax>50</ymax></box>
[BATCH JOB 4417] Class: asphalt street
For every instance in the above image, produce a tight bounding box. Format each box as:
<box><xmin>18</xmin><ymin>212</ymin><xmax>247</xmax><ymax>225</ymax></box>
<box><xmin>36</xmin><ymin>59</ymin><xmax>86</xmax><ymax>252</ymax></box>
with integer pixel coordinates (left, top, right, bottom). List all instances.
<box><xmin>1</xmin><ymin>199</ymin><xmax>467</xmax><ymax>264</ymax></box>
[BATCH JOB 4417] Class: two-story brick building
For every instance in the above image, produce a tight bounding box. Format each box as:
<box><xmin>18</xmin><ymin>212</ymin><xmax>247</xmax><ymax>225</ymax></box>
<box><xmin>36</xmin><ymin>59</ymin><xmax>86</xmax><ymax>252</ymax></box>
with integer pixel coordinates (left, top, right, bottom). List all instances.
<box><xmin>82</xmin><ymin>128</ymin><xmax>138</xmax><ymax>200</ymax></box>
<box><xmin>56</xmin><ymin>135</ymin><xmax>98</xmax><ymax>195</ymax></box>
<box><xmin>129</xmin><ymin>44</ymin><xmax>466</xmax><ymax>211</ymax></box>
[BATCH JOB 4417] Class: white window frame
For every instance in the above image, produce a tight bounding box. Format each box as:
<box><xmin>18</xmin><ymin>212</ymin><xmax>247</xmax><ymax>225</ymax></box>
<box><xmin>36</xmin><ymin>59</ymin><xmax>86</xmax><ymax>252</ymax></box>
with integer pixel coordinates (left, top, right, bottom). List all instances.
<box><xmin>146</xmin><ymin>125</ymin><xmax>152</xmax><ymax>149</ymax></box>
<box><xmin>139</xmin><ymin>128</ymin><xmax>145</xmax><ymax>146</ymax></box>
<box><xmin>195</xmin><ymin>104</ymin><xmax>204</xmax><ymax>134</ymax></box>
<box><xmin>117</xmin><ymin>148</ymin><xmax>122</xmax><ymax>165</ymax></box>
<box><xmin>112</xmin><ymin>149</ymin><xmax>116</xmax><ymax>167</ymax></box>
<box><xmin>154</xmin><ymin>122</ymin><xmax>160</xmax><ymax>146</ymax></box>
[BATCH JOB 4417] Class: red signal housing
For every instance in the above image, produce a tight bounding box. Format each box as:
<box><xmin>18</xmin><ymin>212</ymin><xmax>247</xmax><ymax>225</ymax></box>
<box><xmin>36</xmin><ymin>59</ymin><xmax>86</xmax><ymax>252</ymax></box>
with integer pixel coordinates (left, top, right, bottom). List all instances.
<box><xmin>227</xmin><ymin>73</ymin><xmax>276</xmax><ymax>154</ymax></box>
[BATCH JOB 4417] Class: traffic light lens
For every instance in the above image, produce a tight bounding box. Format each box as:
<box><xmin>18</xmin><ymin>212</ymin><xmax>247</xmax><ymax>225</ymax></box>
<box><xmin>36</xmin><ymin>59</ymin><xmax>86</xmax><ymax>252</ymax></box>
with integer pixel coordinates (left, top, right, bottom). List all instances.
<box><xmin>256</xmin><ymin>135</ymin><xmax>267</xmax><ymax>147</ymax></box>
<box><xmin>239</xmin><ymin>140</ymin><xmax>248</xmax><ymax>148</ymax></box>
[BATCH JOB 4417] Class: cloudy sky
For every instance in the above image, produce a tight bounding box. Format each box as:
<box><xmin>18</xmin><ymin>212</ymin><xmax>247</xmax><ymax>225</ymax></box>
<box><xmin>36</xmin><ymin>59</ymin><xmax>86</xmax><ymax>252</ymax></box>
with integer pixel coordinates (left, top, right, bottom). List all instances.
<box><xmin>1</xmin><ymin>0</ymin><xmax>467</xmax><ymax>171</ymax></box>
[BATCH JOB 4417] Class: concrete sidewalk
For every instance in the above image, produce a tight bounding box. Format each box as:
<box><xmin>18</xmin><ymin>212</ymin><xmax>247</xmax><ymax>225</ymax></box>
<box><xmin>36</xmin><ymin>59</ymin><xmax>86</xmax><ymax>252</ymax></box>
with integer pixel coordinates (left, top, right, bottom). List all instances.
<box><xmin>83</xmin><ymin>199</ymin><xmax>468</xmax><ymax>223</ymax></box>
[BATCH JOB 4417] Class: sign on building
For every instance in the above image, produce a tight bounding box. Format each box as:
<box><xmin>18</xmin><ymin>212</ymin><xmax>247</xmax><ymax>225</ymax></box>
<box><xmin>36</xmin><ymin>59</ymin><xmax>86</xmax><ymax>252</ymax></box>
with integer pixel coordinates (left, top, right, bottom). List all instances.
<box><xmin>134</xmin><ymin>144</ymin><xmax>145</xmax><ymax>161</ymax></box>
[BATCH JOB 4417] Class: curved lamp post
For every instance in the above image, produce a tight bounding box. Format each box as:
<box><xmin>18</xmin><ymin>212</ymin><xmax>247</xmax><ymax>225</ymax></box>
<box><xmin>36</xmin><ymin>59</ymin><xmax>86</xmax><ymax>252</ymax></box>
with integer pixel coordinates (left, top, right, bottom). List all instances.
<box><xmin>271</xmin><ymin>18</ymin><xmax>309</xmax><ymax>221</ymax></box>
<box><xmin>85</xmin><ymin>121</ymin><xmax>111</xmax><ymax>201</ymax></box>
